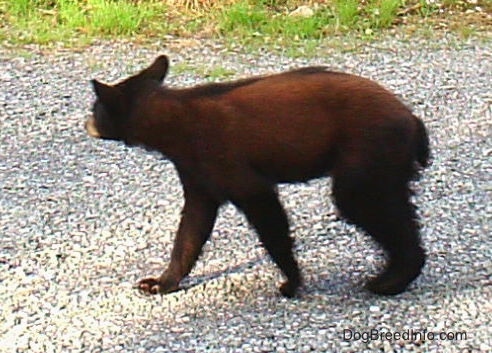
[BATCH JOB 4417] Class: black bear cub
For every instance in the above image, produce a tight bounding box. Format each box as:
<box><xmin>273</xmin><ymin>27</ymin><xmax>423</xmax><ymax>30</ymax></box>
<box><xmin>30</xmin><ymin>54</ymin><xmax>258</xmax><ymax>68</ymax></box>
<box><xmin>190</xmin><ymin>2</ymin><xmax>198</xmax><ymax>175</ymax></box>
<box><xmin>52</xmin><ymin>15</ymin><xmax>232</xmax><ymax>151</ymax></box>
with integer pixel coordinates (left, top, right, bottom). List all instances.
<box><xmin>86</xmin><ymin>55</ymin><xmax>430</xmax><ymax>297</ymax></box>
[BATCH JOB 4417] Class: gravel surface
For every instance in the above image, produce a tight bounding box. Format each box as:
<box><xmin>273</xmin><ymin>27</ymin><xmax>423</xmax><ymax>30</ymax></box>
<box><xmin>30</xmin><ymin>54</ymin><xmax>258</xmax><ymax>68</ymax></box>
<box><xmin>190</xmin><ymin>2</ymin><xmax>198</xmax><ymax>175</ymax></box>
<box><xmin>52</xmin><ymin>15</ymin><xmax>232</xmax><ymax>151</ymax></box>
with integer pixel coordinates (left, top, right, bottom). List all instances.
<box><xmin>0</xmin><ymin>35</ymin><xmax>491</xmax><ymax>353</ymax></box>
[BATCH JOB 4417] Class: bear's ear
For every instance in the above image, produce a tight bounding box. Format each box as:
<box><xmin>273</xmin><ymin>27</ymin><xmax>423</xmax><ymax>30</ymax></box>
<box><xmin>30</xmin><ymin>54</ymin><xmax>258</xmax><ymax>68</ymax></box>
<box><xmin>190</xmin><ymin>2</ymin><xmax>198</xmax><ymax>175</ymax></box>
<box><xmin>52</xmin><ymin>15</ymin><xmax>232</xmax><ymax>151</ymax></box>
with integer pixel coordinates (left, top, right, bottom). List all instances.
<box><xmin>139</xmin><ymin>55</ymin><xmax>169</xmax><ymax>83</ymax></box>
<box><xmin>92</xmin><ymin>79</ymin><xmax>112</xmax><ymax>99</ymax></box>
<box><xmin>91</xmin><ymin>79</ymin><xmax>122</xmax><ymax>110</ymax></box>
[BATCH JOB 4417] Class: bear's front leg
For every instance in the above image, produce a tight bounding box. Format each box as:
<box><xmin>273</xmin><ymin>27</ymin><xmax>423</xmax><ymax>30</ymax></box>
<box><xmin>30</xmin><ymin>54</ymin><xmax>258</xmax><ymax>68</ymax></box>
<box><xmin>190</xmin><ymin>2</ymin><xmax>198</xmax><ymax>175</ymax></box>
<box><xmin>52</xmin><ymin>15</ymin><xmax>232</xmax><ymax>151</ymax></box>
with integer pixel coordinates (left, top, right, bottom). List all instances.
<box><xmin>137</xmin><ymin>186</ymin><xmax>219</xmax><ymax>295</ymax></box>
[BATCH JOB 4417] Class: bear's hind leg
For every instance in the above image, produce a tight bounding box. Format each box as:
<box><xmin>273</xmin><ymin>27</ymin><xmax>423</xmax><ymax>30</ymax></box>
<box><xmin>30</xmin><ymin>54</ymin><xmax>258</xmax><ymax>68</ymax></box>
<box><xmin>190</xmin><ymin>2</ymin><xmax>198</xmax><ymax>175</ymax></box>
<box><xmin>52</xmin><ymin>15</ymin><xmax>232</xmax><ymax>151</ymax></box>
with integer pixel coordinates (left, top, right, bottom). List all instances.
<box><xmin>333</xmin><ymin>171</ymin><xmax>425</xmax><ymax>295</ymax></box>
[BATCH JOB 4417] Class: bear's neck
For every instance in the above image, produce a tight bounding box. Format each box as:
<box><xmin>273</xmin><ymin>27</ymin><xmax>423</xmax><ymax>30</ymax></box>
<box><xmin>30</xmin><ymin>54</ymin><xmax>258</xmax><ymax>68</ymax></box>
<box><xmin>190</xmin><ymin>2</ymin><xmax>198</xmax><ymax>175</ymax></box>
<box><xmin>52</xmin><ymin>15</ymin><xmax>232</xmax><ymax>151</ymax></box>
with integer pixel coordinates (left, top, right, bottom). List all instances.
<box><xmin>125</xmin><ymin>90</ymin><xmax>203</xmax><ymax>164</ymax></box>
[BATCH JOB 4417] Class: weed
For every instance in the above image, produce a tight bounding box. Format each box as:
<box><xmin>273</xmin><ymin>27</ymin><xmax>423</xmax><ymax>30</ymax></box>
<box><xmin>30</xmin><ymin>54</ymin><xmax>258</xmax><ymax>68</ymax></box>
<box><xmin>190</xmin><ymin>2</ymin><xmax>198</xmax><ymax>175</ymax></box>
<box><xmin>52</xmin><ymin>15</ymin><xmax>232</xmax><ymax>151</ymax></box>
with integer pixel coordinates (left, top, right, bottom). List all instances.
<box><xmin>172</xmin><ymin>62</ymin><xmax>197</xmax><ymax>75</ymax></box>
<box><xmin>217</xmin><ymin>2</ymin><xmax>269</xmax><ymax>36</ymax></box>
<box><xmin>169</xmin><ymin>63</ymin><xmax>236</xmax><ymax>80</ymax></box>
<box><xmin>334</xmin><ymin>0</ymin><xmax>359</xmax><ymax>28</ymax></box>
<box><xmin>418</xmin><ymin>0</ymin><xmax>439</xmax><ymax>17</ymax></box>
<box><xmin>204</xmin><ymin>66</ymin><xmax>236</xmax><ymax>80</ymax></box>
<box><xmin>368</xmin><ymin>0</ymin><xmax>403</xmax><ymax>29</ymax></box>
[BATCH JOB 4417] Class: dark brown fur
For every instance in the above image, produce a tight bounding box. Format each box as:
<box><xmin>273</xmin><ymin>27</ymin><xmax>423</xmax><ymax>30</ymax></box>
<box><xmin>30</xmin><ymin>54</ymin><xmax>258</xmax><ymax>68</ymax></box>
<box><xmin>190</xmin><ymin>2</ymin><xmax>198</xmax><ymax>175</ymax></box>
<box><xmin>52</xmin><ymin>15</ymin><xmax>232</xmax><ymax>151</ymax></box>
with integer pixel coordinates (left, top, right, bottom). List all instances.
<box><xmin>86</xmin><ymin>55</ymin><xmax>430</xmax><ymax>297</ymax></box>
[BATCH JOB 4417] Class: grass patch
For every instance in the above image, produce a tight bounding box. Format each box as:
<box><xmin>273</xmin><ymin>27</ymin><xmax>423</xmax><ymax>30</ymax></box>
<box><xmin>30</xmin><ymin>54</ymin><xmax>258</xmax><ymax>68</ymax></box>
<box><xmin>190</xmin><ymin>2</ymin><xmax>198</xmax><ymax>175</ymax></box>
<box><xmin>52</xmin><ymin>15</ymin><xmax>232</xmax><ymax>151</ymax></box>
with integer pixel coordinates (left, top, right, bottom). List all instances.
<box><xmin>0</xmin><ymin>0</ymin><xmax>489</xmax><ymax>47</ymax></box>
<box><xmin>368</xmin><ymin>0</ymin><xmax>402</xmax><ymax>29</ymax></box>
<box><xmin>203</xmin><ymin>66</ymin><xmax>237</xmax><ymax>80</ymax></box>
<box><xmin>217</xmin><ymin>2</ymin><xmax>270</xmax><ymax>37</ymax></box>
<box><xmin>171</xmin><ymin>62</ymin><xmax>237</xmax><ymax>80</ymax></box>
<box><xmin>172</xmin><ymin>62</ymin><xmax>197</xmax><ymax>75</ymax></box>
<box><xmin>0</xmin><ymin>0</ymin><xmax>164</xmax><ymax>44</ymax></box>
<box><xmin>333</xmin><ymin>0</ymin><xmax>408</xmax><ymax>33</ymax></box>
<box><xmin>216</xmin><ymin>1</ymin><xmax>335</xmax><ymax>45</ymax></box>
<box><xmin>335</xmin><ymin>0</ymin><xmax>359</xmax><ymax>28</ymax></box>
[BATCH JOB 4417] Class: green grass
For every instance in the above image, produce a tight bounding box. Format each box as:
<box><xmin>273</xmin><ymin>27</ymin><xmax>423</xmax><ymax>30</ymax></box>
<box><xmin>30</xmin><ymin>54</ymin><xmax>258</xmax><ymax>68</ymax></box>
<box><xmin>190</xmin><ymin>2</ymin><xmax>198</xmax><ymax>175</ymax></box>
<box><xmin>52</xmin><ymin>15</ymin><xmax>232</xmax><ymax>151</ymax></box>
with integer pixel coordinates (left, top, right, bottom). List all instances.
<box><xmin>171</xmin><ymin>62</ymin><xmax>237</xmax><ymax>80</ymax></box>
<box><xmin>217</xmin><ymin>2</ymin><xmax>270</xmax><ymax>36</ymax></box>
<box><xmin>0</xmin><ymin>0</ymin><xmax>489</xmax><ymax>48</ymax></box>
<box><xmin>335</xmin><ymin>0</ymin><xmax>359</xmax><ymax>28</ymax></box>
<box><xmin>418</xmin><ymin>0</ymin><xmax>440</xmax><ymax>17</ymax></box>
<box><xmin>172</xmin><ymin>62</ymin><xmax>197</xmax><ymax>75</ymax></box>
<box><xmin>333</xmin><ymin>0</ymin><xmax>404</xmax><ymax>33</ymax></box>
<box><xmin>216</xmin><ymin>1</ymin><xmax>334</xmax><ymax>44</ymax></box>
<box><xmin>216</xmin><ymin>0</ymin><xmax>408</xmax><ymax>45</ymax></box>
<box><xmin>368</xmin><ymin>0</ymin><xmax>402</xmax><ymax>29</ymax></box>
<box><xmin>0</xmin><ymin>0</ymin><xmax>164</xmax><ymax>44</ymax></box>
<box><xmin>204</xmin><ymin>66</ymin><xmax>237</xmax><ymax>80</ymax></box>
